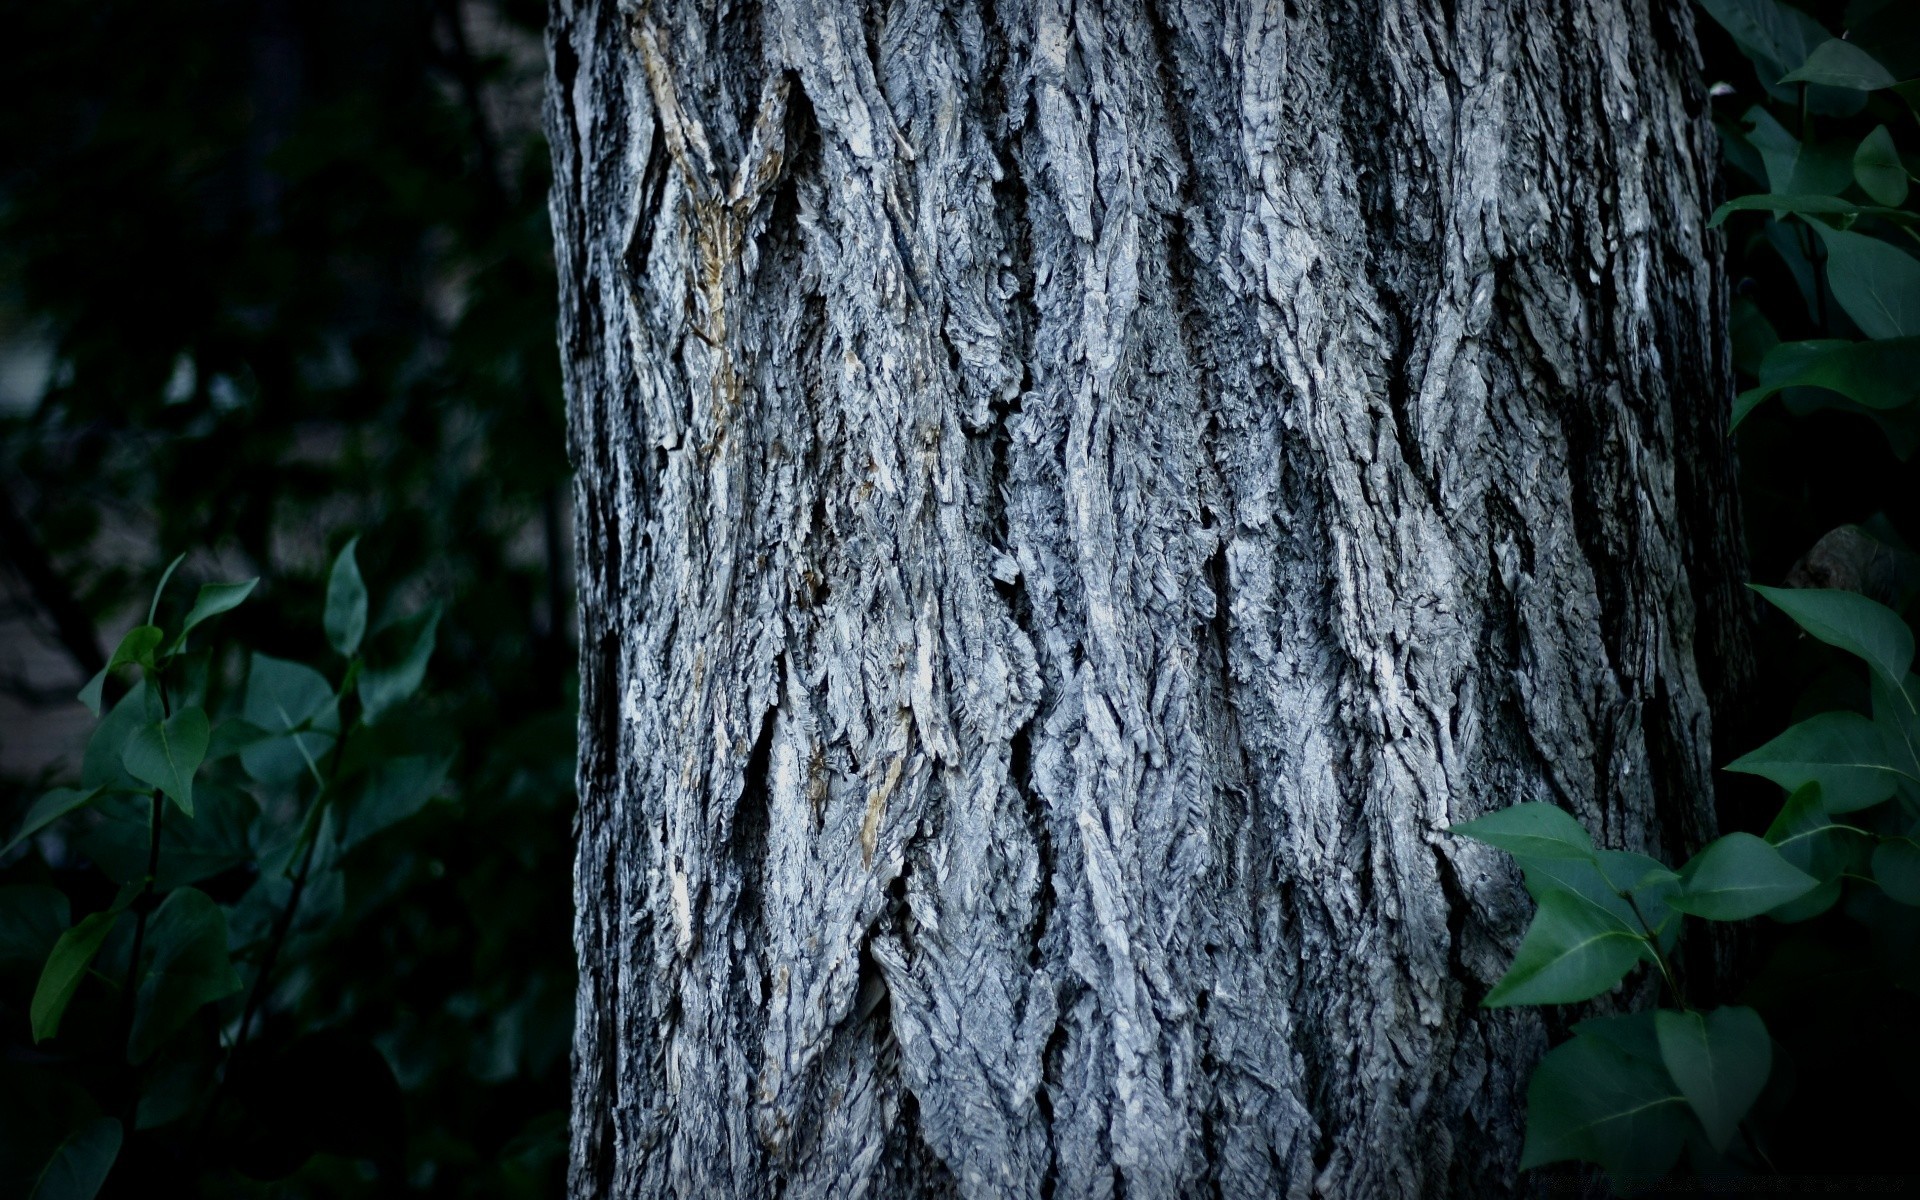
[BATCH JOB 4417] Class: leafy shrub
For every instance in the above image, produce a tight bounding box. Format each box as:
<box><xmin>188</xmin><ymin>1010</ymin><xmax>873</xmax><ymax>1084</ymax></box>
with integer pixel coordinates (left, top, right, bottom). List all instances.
<box><xmin>1459</xmin><ymin>0</ymin><xmax>1920</xmax><ymax>1188</ymax></box>
<box><xmin>0</xmin><ymin>543</ymin><xmax>462</xmax><ymax>1195</ymax></box>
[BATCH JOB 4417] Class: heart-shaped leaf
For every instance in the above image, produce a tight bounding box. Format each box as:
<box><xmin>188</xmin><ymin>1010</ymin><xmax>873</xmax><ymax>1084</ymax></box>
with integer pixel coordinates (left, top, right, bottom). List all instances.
<box><xmin>121</xmin><ymin>706</ymin><xmax>210</xmax><ymax>816</ymax></box>
<box><xmin>128</xmin><ymin>888</ymin><xmax>242</xmax><ymax>1062</ymax></box>
<box><xmin>1655</xmin><ymin>1006</ymin><xmax>1772</xmax><ymax>1151</ymax></box>
<box><xmin>1855</xmin><ymin>125</ymin><xmax>1910</xmax><ymax>207</ymax></box>
<box><xmin>1449</xmin><ymin>803</ymin><xmax>1596</xmax><ymax>861</ymax></box>
<box><xmin>1521</xmin><ymin>1029</ymin><xmax>1691</xmax><ymax>1175</ymax></box>
<box><xmin>1781</xmin><ymin>39</ymin><xmax>1897</xmax><ymax>91</ymax></box>
<box><xmin>1483</xmin><ymin>890</ymin><xmax>1647</xmax><ymax>1007</ymax></box>
<box><xmin>1811</xmin><ymin>225</ymin><xmax>1920</xmax><ymax>341</ymax></box>
<box><xmin>1671</xmin><ymin>833</ymin><xmax>1819</xmax><ymax>921</ymax></box>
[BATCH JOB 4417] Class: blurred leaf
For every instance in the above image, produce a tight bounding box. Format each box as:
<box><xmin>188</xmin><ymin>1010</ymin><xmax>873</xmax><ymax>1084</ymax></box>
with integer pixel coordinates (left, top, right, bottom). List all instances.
<box><xmin>1874</xmin><ymin>837</ymin><xmax>1920</xmax><ymax>904</ymax></box>
<box><xmin>31</xmin><ymin>911</ymin><xmax>120</xmax><ymax>1043</ymax></box>
<box><xmin>241</xmin><ymin>654</ymin><xmax>341</xmax><ymax>784</ymax></box>
<box><xmin>2</xmin><ymin>786</ymin><xmax>106</xmax><ymax>855</ymax></box>
<box><xmin>26</xmin><ymin>1117</ymin><xmax>121</xmax><ymax>1200</ymax></box>
<box><xmin>166</xmin><ymin>578</ymin><xmax>258</xmax><ymax>654</ymax></box>
<box><xmin>0</xmin><ymin>886</ymin><xmax>71</xmax><ymax>969</ymax></box>
<box><xmin>1483</xmin><ymin>890</ymin><xmax>1647</xmax><ymax>1007</ymax></box>
<box><xmin>82</xmin><ymin>681</ymin><xmax>156</xmax><ymax>792</ymax></box>
<box><xmin>1672</xmin><ymin>833</ymin><xmax>1819</xmax><ymax>920</ymax></box>
<box><xmin>109</xmin><ymin>625</ymin><xmax>163</xmax><ymax>671</ymax></box>
<box><xmin>205</xmin><ymin>718</ymin><xmax>271</xmax><ymax>762</ymax></box>
<box><xmin>146</xmin><ymin>553</ymin><xmax>186</xmax><ymax>626</ymax></box>
<box><xmin>121</xmin><ymin>705</ymin><xmax>210</xmax><ymax>816</ymax></box>
<box><xmin>337</xmin><ymin>754</ymin><xmax>452</xmax><ymax>849</ymax></box>
<box><xmin>1521</xmin><ymin>1030</ymin><xmax>1690</xmax><ymax>1175</ymax></box>
<box><xmin>128</xmin><ymin>888</ymin><xmax>242</xmax><ymax>1063</ymax></box>
<box><xmin>1655</xmin><ymin>1007</ymin><xmax>1771</xmax><ymax>1151</ymax></box>
<box><xmin>1743</xmin><ymin>107</ymin><xmax>1854</xmax><ymax>196</ymax></box>
<box><xmin>1709</xmin><ymin>193</ymin><xmax>1913</xmax><ymax>226</ymax></box>
<box><xmin>75</xmin><ymin>785</ymin><xmax>257</xmax><ymax>891</ymax></box>
<box><xmin>358</xmin><ymin>603</ymin><xmax>441</xmax><ymax>725</ymax></box>
<box><xmin>326</xmin><ymin>536</ymin><xmax>368</xmax><ymax>657</ymax></box>
<box><xmin>1781</xmin><ymin>39</ymin><xmax>1898</xmax><ymax>90</ymax></box>
<box><xmin>1854</xmin><ymin>125</ymin><xmax>1910</xmax><ymax>207</ymax></box>
<box><xmin>1449</xmin><ymin>802</ymin><xmax>1595</xmax><ymax>861</ymax></box>
<box><xmin>1811</xmin><ymin>224</ymin><xmax>1920</xmax><ymax>340</ymax></box>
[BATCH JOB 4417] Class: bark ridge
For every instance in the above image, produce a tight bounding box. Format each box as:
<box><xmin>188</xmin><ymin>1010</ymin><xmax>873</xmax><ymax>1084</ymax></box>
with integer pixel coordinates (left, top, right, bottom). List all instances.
<box><xmin>548</xmin><ymin>0</ymin><xmax>1744</xmax><ymax>1194</ymax></box>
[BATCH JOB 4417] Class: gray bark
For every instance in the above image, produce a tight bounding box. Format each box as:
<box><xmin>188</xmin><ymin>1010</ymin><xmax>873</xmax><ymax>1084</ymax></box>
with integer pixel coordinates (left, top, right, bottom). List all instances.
<box><xmin>546</xmin><ymin>0</ymin><xmax>1747</xmax><ymax>1195</ymax></box>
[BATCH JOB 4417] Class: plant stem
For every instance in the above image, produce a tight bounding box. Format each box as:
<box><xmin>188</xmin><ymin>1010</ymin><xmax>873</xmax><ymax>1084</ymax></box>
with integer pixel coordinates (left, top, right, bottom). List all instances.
<box><xmin>1624</xmin><ymin>890</ymin><xmax>1688</xmax><ymax>1010</ymax></box>
<box><xmin>117</xmin><ymin>673</ymin><xmax>172</xmax><ymax>1125</ymax></box>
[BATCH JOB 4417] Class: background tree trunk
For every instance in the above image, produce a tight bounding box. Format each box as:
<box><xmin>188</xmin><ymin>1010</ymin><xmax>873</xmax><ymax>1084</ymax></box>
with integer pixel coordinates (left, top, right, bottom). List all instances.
<box><xmin>547</xmin><ymin>0</ymin><xmax>1746</xmax><ymax>1194</ymax></box>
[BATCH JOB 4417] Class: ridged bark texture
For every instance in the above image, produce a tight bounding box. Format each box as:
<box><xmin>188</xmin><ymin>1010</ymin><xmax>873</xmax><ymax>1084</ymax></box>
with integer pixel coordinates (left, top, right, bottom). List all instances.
<box><xmin>548</xmin><ymin>0</ymin><xmax>1746</xmax><ymax>1194</ymax></box>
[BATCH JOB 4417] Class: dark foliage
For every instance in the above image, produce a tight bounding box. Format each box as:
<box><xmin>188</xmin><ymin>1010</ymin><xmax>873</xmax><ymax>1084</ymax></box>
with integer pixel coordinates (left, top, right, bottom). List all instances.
<box><xmin>0</xmin><ymin>0</ymin><xmax>573</xmax><ymax>1195</ymax></box>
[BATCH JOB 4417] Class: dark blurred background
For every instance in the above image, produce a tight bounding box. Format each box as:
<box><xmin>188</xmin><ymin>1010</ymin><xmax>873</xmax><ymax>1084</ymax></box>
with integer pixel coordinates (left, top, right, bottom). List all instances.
<box><xmin>0</xmin><ymin>0</ymin><xmax>575</xmax><ymax>1194</ymax></box>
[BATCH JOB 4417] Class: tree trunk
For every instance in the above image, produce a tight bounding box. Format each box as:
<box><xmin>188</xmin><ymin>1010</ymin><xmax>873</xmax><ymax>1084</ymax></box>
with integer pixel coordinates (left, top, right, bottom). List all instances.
<box><xmin>546</xmin><ymin>0</ymin><xmax>1746</xmax><ymax>1194</ymax></box>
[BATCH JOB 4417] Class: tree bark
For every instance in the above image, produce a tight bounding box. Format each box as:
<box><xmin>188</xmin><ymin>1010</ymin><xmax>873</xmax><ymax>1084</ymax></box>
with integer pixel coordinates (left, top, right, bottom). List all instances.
<box><xmin>546</xmin><ymin>0</ymin><xmax>1746</xmax><ymax>1195</ymax></box>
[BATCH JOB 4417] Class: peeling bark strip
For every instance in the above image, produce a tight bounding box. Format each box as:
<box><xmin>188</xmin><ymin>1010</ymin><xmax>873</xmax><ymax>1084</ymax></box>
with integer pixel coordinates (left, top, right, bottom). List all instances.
<box><xmin>548</xmin><ymin>0</ymin><xmax>1745</xmax><ymax>1195</ymax></box>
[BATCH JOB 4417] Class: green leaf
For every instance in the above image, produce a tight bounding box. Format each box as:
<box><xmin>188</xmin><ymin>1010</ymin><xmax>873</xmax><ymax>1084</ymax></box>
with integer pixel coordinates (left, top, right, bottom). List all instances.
<box><xmin>1725</xmin><ymin>710</ymin><xmax>1907</xmax><ymax>812</ymax></box>
<box><xmin>1598</xmin><ymin>850</ymin><xmax>1683</xmax><ymax>945</ymax></box>
<box><xmin>1743</xmin><ymin>107</ymin><xmax>1855</xmax><ymax>197</ymax></box>
<box><xmin>0</xmin><ymin>886</ymin><xmax>70</xmax><ymax>969</ymax></box>
<box><xmin>241</xmin><ymin>654</ymin><xmax>340</xmax><ymax>784</ymax></box>
<box><xmin>165</xmin><ymin>579</ymin><xmax>257</xmax><ymax>654</ymax></box>
<box><xmin>146</xmin><ymin>552</ymin><xmax>186</xmax><ymax>626</ymax></box>
<box><xmin>121</xmin><ymin>706</ymin><xmax>210</xmax><ymax>817</ymax></box>
<box><xmin>1750</xmin><ymin>584</ymin><xmax>1914</xmax><ymax>685</ymax></box>
<box><xmin>1483</xmin><ymin>890</ymin><xmax>1647</xmax><ymax>1007</ymax></box>
<box><xmin>1811</xmin><ymin>224</ymin><xmax>1920</xmax><ymax>340</ymax></box>
<box><xmin>1708</xmin><ymin>193</ymin><xmax>1913</xmax><ymax>226</ymax></box>
<box><xmin>1781</xmin><ymin>39</ymin><xmax>1898</xmax><ymax>90</ymax></box>
<box><xmin>1765</xmin><ymin>783</ymin><xmax>1873</xmax><ymax>880</ymax></box>
<box><xmin>1520</xmin><ymin>1031</ymin><xmax>1690</xmax><ymax>1175</ymax></box>
<box><xmin>1874</xmin><ymin>837</ymin><xmax>1920</xmax><ymax>905</ymax></box>
<box><xmin>325</xmin><ymin>537</ymin><xmax>368</xmax><ymax>657</ymax></box>
<box><xmin>1854</xmin><ymin>125</ymin><xmax>1910</xmax><ymax>207</ymax></box>
<box><xmin>357</xmin><ymin>603</ymin><xmax>441</xmax><ymax>725</ymax></box>
<box><xmin>205</xmin><ymin>717</ymin><xmax>270</xmax><ymax>762</ymax></box>
<box><xmin>74</xmin><ymin>785</ymin><xmax>256</xmax><ymax>891</ymax></box>
<box><xmin>28</xmin><ymin>1116</ymin><xmax>122</xmax><ymax>1200</ymax></box>
<box><xmin>336</xmin><ymin>754</ymin><xmax>452</xmax><ymax>848</ymax></box>
<box><xmin>1655</xmin><ymin>1007</ymin><xmax>1772</xmax><ymax>1151</ymax></box>
<box><xmin>1736</xmin><ymin>338</ymin><xmax>1920</xmax><ymax>426</ymax></box>
<box><xmin>105</xmin><ymin>625</ymin><xmax>163</xmax><ymax>674</ymax></box>
<box><xmin>1672</xmin><ymin>833</ymin><xmax>1820</xmax><ymax>921</ymax></box>
<box><xmin>1699</xmin><ymin>0</ymin><xmax>1824</xmax><ymax>77</ymax></box>
<box><xmin>127</xmin><ymin>888</ymin><xmax>242</xmax><ymax>1063</ymax></box>
<box><xmin>82</xmin><ymin>681</ymin><xmax>155</xmax><ymax>792</ymax></box>
<box><xmin>1767</xmin><ymin>876</ymin><xmax>1842</xmax><ymax>922</ymax></box>
<box><xmin>1571</xmin><ymin>1010</ymin><xmax>1664</xmax><ymax>1065</ymax></box>
<box><xmin>2</xmin><ymin>787</ymin><xmax>106</xmax><ymax>856</ymax></box>
<box><xmin>31</xmin><ymin>911</ymin><xmax>120</xmax><ymax>1043</ymax></box>
<box><xmin>1448</xmin><ymin>802</ymin><xmax>1596</xmax><ymax>861</ymax></box>
<box><xmin>76</xmin><ymin>669</ymin><xmax>107</xmax><ymax>718</ymax></box>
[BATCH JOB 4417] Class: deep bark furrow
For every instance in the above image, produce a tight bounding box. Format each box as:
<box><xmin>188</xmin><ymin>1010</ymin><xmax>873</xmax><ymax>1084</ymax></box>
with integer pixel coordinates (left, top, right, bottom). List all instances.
<box><xmin>550</xmin><ymin>0</ymin><xmax>1744</xmax><ymax>1195</ymax></box>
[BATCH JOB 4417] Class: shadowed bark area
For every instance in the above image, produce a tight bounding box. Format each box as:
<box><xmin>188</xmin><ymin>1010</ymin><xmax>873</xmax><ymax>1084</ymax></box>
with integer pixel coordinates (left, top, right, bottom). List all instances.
<box><xmin>547</xmin><ymin>0</ymin><xmax>1747</xmax><ymax>1194</ymax></box>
